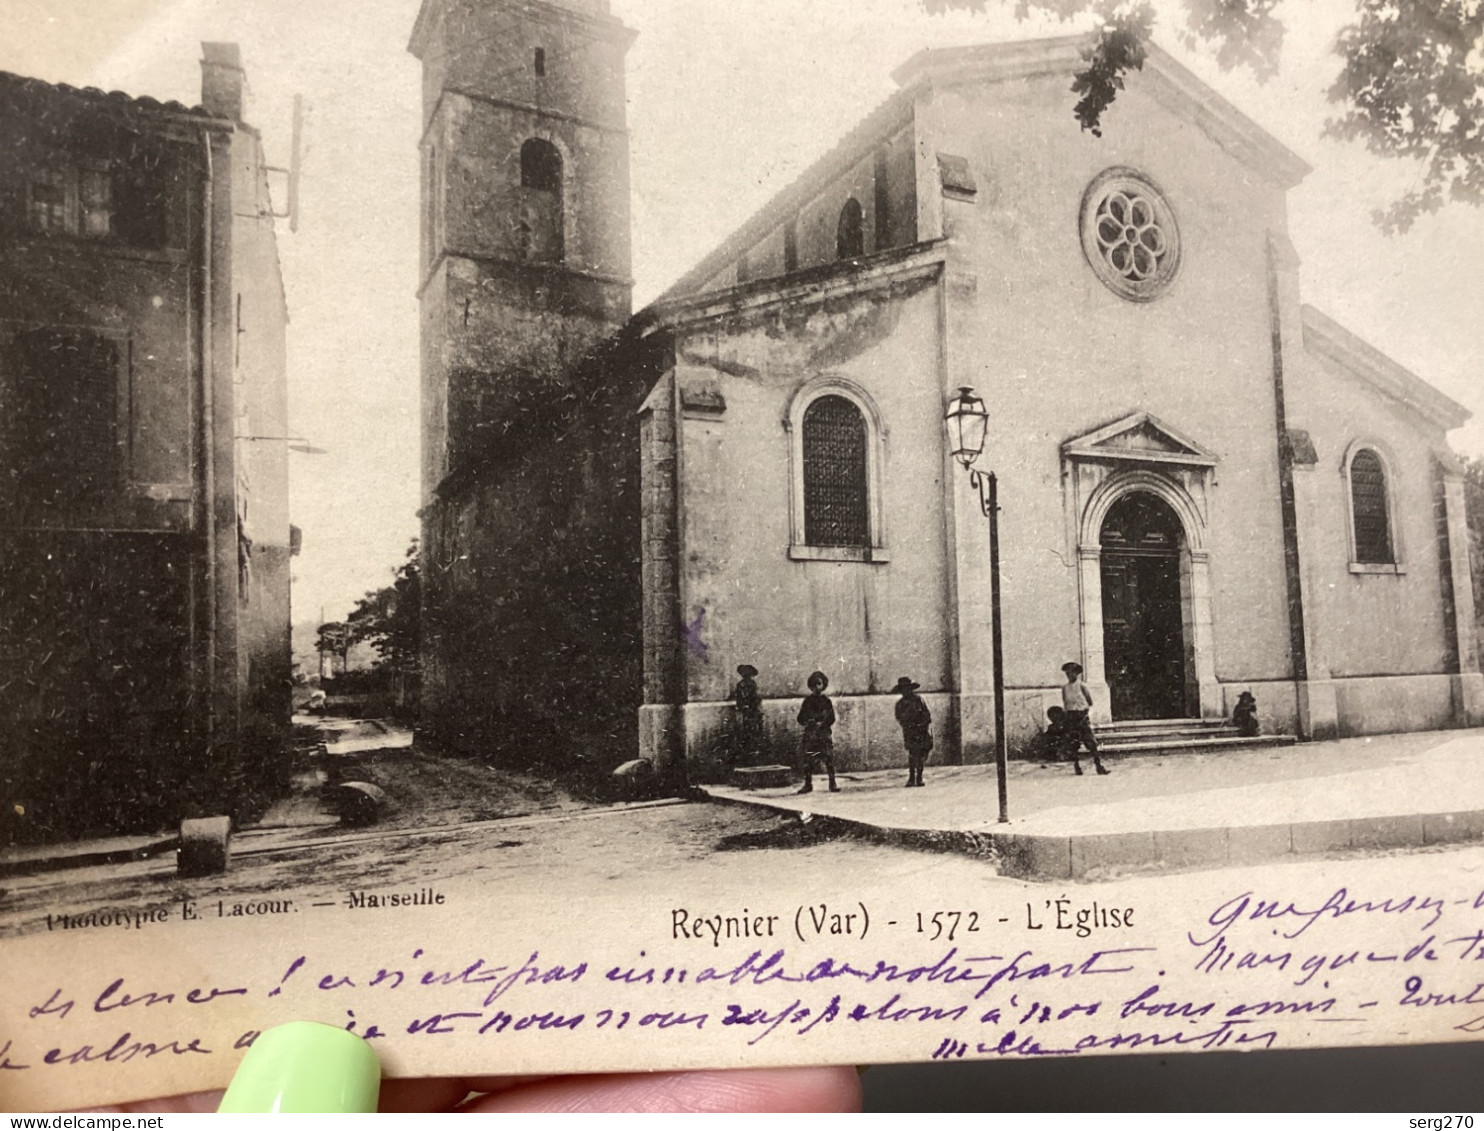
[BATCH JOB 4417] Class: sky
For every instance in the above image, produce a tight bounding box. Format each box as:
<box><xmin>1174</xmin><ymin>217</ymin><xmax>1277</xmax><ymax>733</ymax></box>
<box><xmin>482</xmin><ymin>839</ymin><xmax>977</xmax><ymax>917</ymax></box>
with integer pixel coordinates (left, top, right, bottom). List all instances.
<box><xmin>3</xmin><ymin>0</ymin><xmax>1482</xmax><ymax>623</ymax></box>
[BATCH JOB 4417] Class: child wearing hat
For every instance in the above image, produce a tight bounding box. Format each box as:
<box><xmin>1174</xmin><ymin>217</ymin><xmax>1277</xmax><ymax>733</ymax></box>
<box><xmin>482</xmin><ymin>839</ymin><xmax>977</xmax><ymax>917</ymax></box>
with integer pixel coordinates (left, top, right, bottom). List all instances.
<box><xmin>731</xmin><ymin>664</ymin><xmax>764</xmax><ymax>761</ymax></box>
<box><xmin>797</xmin><ymin>671</ymin><xmax>838</xmax><ymax>793</ymax></box>
<box><xmin>893</xmin><ymin>676</ymin><xmax>933</xmax><ymax>787</ymax></box>
<box><xmin>1232</xmin><ymin>690</ymin><xmax>1260</xmax><ymax>738</ymax></box>
<box><xmin>1061</xmin><ymin>661</ymin><xmax>1109</xmax><ymax>776</ymax></box>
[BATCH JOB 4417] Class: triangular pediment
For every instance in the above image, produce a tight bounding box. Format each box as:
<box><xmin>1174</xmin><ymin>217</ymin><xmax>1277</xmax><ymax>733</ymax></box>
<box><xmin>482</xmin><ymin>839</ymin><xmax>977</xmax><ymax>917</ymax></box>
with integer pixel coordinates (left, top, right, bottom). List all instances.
<box><xmin>1062</xmin><ymin>412</ymin><xmax>1218</xmax><ymax>468</ymax></box>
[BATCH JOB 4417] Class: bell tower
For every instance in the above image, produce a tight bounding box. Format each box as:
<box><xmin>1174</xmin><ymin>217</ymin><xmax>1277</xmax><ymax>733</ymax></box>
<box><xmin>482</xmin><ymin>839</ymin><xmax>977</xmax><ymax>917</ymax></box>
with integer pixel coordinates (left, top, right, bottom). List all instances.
<box><xmin>409</xmin><ymin>0</ymin><xmax>635</xmax><ymax>501</ymax></box>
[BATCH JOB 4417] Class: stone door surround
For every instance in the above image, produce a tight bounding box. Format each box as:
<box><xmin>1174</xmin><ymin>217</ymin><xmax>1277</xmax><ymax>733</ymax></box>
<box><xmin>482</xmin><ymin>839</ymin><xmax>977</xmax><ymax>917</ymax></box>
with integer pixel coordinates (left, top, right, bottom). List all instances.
<box><xmin>1061</xmin><ymin>412</ymin><xmax>1222</xmax><ymax>721</ymax></box>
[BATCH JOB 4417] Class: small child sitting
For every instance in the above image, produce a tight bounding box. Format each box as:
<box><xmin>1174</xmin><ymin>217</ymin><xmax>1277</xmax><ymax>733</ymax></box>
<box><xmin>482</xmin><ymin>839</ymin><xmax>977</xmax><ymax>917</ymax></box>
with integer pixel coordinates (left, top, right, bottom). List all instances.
<box><xmin>1030</xmin><ymin>705</ymin><xmax>1068</xmax><ymax>762</ymax></box>
<box><xmin>1232</xmin><ymin>691</ymin><xmax>1260</xmax><ymax>737</ymax></box>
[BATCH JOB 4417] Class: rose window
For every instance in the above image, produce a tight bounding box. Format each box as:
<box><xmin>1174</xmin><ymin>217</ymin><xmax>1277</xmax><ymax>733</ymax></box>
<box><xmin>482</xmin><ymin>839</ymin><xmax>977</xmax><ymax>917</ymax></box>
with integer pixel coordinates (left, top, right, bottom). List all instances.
<box><xmin>1080</xmin><ymin>169</ymin><xmax>1180</xmax><ymax>301</ymax></box>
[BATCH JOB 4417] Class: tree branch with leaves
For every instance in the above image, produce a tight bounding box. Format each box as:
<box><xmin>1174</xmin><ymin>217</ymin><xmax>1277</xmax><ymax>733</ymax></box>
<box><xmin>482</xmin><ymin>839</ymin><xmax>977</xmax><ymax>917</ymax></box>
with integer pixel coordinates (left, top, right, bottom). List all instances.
<box><xmin>923</xmin><ymin>0</ymin><xmax>1484</xmax><ymax>231</ymax></box>
<box><xmin>346</xmin><ymin>540</ymin><xmax>422</xmax><ymax>683</ymax></box>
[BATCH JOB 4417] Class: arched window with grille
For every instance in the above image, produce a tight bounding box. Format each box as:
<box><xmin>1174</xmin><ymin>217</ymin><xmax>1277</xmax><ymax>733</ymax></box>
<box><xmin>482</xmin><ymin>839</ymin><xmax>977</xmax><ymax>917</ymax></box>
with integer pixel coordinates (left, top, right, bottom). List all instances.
<box><xmin>835</xmin><ymin>197</ymin><xmax>864</xmax><ymax>260</ymax></box>
<box><xmin>1348</xmin><ymin>447</ymin><xmax>1393</xmax><ymax>564</ymax></box>
<box><xmin>518</xmin><ymin>138</ymin><xmax>563</xmax><ymax>262</ymax></box>
<box><xmin>786</xmin><ymin>380</ymin><xmax>887</xmax><ymax>562</ymax></box>
<box><xmin>803</xmin><ymin>395</ymin><xmax>868</xmax><ymax>548</ymax></box>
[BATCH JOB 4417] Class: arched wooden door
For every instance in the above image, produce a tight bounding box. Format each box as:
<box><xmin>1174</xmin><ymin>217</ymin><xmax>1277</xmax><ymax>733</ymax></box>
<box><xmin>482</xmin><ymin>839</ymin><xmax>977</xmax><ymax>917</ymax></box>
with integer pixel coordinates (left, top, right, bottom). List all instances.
<box><xmin>1099</xmin><ymin>491</ymin><xmax>1188</xmax><ymax>720</ymax></box>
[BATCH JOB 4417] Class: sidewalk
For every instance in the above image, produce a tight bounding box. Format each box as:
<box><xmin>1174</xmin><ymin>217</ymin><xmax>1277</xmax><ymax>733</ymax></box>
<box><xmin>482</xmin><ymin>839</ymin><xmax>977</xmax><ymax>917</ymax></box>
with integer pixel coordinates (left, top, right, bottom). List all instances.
<box><xmin>699</xmin><ymin>728</ymin><xmax>1484</xmax><ymax>880</ymax></box>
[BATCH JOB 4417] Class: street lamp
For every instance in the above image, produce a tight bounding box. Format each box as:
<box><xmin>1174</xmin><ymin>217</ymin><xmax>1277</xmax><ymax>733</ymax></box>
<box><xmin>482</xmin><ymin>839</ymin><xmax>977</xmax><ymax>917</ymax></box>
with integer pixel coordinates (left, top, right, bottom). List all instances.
<box><xmin>944</xmin><ymin>386</ymin><xmax>1009</xmax><ymax>824</ymax></box>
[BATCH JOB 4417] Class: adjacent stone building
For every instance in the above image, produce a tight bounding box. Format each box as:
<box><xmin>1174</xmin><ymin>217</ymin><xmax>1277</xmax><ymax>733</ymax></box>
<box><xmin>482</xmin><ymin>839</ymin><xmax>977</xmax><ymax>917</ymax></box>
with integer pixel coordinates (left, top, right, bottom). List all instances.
<box><xmin>0</xmin><ymin>46</ymin><xmax>293</xmax><ymax>842</ymax></box>
<box><xmin>413</xmin><ymin>4</ymin><xmax>1482</xmax><ymax>784</ymax></box>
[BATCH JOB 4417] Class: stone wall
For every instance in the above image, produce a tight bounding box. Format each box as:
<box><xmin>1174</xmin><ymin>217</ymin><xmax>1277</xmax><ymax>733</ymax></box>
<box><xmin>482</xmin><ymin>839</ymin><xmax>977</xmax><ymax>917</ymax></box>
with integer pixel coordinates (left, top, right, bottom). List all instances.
<box><xmin>423</xmin><ymin>334</ymin><xmax>655</xmax><ymax>779</ymax></box>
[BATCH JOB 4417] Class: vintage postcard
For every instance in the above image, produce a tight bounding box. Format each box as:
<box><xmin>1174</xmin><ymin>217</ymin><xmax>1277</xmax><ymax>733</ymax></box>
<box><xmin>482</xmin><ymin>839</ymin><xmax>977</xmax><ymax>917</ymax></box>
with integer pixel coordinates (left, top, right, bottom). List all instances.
<box><xmin>3</xmin><ymin>0</ymin><xmax>1484</xmax><ymax>1111</ymax></box>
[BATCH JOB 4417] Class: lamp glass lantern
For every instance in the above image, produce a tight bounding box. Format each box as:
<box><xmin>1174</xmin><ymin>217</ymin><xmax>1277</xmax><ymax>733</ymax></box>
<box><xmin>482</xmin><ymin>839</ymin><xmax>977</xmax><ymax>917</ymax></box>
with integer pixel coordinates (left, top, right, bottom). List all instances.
<box><xmin>945</xmin><ymin>386</ymin><xmax>988</xmax><ymax>470</ymax></box>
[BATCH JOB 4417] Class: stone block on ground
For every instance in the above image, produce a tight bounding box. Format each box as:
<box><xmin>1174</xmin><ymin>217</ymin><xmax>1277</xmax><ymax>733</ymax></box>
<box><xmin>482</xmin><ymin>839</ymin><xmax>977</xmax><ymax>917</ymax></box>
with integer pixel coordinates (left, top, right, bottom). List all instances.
<box><xmin>732</xmin><ymin>764</ymin><xmax>794</xmax><ymax>790</ymax></box>
<box><xmin>613</xmin><ymin>757</ymin><xmax>659</xmax><ymax>801</ymax></box>
<box><xmin>333</xmin><ymin>781</ymin><xmax>388</xmax><ymax>827</ymax></box>
<box><xmin>177</xmin><ymin>816</ymin><xmax>232</xmax><ymax>877</ymax></box>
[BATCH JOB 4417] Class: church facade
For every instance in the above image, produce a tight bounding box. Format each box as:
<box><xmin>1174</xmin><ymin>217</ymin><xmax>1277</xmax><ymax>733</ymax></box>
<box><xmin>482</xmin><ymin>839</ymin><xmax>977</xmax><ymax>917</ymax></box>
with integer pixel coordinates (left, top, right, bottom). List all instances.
<box><xmin>411</xmin><ymin>1</ymin><xmax>1482</xmax><ymax>784</ymax></box>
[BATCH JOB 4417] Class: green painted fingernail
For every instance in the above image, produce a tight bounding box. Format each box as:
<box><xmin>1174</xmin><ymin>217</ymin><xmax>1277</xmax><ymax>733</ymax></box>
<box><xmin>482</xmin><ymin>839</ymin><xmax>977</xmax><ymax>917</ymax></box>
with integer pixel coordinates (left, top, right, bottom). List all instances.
<box><xmin>218</xmin><ymin>1021</ymin><xmax>381</xmax><ymax>1113</ymax></box>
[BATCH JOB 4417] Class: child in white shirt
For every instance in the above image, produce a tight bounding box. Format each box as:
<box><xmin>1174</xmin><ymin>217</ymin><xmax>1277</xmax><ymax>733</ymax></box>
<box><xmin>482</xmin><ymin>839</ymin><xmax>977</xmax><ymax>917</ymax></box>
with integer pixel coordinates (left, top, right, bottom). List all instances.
<box><xmin>1060</xmin><ymin>662</ymin><xmax>1109</xmax><ymax>776</ymax></box>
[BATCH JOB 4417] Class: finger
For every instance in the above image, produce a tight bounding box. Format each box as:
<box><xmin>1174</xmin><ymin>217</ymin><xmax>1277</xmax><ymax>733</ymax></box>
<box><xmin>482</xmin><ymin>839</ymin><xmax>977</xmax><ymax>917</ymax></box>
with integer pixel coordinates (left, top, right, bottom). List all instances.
<box><xmin>456</xmin><ymin>1075</ymin><xmax>552</xmax><ymax>1094</ymax></box>
<box><xmin>377</xmin><ymin>1077</ymin><xmax>473</xmax><ymax>1112</ymax></box>
<box><xmin>458</xmin><ymin>1067</ymin><xmax>862</xmax><ymax>1113</ymax></box>
<box><xmin>81</xmin><ymin>1075</ymin><xmax>551</xmax><ymax>1114</ymax></box>
<box><xmin>81</xmin><ymin>1091</ymin><xmax>224</xmax><ymax>1113</ymax></box>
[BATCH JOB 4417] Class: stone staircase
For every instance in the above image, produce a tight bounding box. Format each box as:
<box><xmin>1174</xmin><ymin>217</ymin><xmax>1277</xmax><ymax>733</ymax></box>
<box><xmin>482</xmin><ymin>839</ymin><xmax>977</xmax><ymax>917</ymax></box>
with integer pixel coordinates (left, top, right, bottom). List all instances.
<box><xmin>1094</xmin><ymin>717</ymin><xmax>1297</xmax><ymax>756</ymax></box>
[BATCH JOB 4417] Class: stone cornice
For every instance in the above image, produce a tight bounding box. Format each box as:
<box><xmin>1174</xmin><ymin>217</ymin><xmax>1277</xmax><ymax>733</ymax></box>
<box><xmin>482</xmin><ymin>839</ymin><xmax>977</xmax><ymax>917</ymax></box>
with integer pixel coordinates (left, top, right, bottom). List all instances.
<box><xmin>638</xmin><ymin>240</ymin><xmax>946</xmax><ymax>335</ymax></box>
<box><xmin>1302</xmin><ymin>305</ymin><xmax>1470</xmax><ymax>432</ymax></box>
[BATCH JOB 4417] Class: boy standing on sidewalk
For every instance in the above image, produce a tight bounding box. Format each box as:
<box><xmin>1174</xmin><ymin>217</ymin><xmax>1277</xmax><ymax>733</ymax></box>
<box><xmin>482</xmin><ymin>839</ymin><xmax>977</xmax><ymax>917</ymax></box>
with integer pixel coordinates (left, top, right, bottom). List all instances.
<box><xmin>731</xmin><ymin>663</ymin><xmax>765</xmax><ymax>762</ymax></box>
<box><xmin>1061</xmin><ymin>661</ymin><xmax>1109</xmax><ymax>776</ymax></box>
<box><xmin>893</xmin><ymin>676</ymin><xmax>933</xmax><ymax>787</ymax></box>
<box><xmin>797</xmin><ymin>670</ymin><xmax>839</xmax><ymax>794</ymax></box>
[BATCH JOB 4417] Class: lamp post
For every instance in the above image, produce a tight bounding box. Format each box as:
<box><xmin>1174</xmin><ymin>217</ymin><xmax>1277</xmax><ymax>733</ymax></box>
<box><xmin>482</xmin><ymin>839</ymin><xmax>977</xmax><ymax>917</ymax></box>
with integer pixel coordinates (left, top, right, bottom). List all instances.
<box><xmin>945</xmin><ymin>386</ymin><xmax>1009</xmax><ymax>824</ymax></box>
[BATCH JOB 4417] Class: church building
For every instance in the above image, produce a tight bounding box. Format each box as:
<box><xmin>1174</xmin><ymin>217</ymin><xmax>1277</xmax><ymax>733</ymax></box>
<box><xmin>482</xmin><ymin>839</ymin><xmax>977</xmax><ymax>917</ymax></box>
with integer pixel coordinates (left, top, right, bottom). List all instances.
<box><xmin>410</xmin><ymin>0</ymin><xmax>1482</xmax><ymax>786</ymax></box>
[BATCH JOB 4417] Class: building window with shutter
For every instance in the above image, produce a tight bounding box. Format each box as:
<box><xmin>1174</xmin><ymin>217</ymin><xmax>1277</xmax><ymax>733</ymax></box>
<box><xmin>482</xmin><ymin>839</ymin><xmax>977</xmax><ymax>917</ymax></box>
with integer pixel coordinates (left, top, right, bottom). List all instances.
<box><xmin>786</xmin><ymin>379</ymin><xmax>887</xmax><ymax>562</ymax></box>
<box><xmin>28</xmin><ymin>166</ymin><xmax>72</xmax><ymax>233</ymax></box>
<box><xmin>2</xmin><ymin>327</ymin><xmax>124</xmax><ymax>511</ymax></box>
<box><xmin>1345</xmin><ymin>443</ymin><xmax>1402</xmax><ymax>572</ymax></box>
<box><xmin>26</xmin><ymin>152</ymin><xmax>172</xmax><ymax>247</ymax></box>
<box><xmin>80</xmin><ymin>168</ymin><xmax>114</xmax><ymax>237</ymax></box>
<box><xmin>113</xmin><ymin>154</ymin><xmax>171</xmax><ymax>249</ymax></box>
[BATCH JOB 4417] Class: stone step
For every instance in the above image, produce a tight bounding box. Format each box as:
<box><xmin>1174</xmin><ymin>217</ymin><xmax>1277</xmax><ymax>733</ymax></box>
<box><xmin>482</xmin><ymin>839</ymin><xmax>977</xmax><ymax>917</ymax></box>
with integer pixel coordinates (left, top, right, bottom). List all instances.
<box><xmin>1100</xmin><ymin>716</ymin><xmax>1223</xmax><ymax>728</ymax></box>
<box><xmin>1096</xmin><ymin>733</ymin><xmax>1298</xmax><ymax>756</ymax></box>
<box><xmin>1098</xmin><ymin>725</ymin><xmax>1242</xmax><ymax>746</ymax></box>
<box><xmin>1095</xmin><ymin>717</ymin><xmax>1238</xmax><ymax>741</ymax></box>
<box><xmin>1098</xmin><ymin>717</ymin><xmax>1228</xmax><ymax>732</ymax></box>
